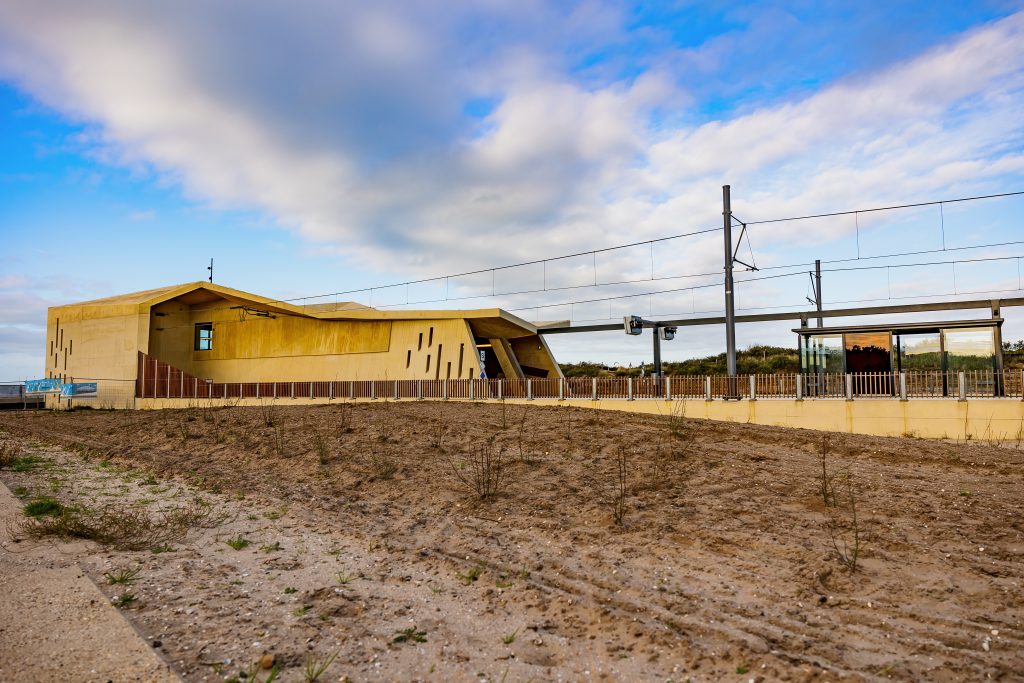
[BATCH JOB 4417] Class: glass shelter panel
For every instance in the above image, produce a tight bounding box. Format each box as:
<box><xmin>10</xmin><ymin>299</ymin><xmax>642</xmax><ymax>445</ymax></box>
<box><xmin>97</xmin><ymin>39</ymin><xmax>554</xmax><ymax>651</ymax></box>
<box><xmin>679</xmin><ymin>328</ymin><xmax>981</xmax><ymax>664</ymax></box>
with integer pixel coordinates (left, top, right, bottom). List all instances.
<box><xmin>844</xmin><ymin>332</ymin><xmax>892</xmax><ymax>373</ymax></box>
<box><xmin>943</xmin><ymin>327</ymin><xmax>995</xmax><ymax>372</ymax></box>
<box><xmin>801</xmin><ymin>334</ymin><xmax>844</xmax><ymax>373</ymax></box>
<box><xmin>896</xmin><ymin>332</ymin><xmax>942</xmax><ymax>371</ymax></box>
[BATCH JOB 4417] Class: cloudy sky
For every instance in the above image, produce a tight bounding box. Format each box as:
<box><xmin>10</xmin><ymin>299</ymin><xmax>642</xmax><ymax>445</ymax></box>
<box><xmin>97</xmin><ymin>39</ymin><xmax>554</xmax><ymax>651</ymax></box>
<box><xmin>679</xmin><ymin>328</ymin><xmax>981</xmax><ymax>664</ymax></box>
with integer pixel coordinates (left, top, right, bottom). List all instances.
<box><xmin>2</xmin><ymin>1</ymin><xmax>1024</xmax><ymax>379</ymax></box>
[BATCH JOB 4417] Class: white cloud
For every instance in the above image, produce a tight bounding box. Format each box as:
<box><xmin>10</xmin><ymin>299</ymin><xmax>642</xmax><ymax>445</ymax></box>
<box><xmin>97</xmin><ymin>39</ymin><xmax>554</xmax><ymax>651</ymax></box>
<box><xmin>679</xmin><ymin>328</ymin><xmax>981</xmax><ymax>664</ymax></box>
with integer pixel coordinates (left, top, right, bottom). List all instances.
<box><xmin>0</xmin><ymin>3</ymin><xmax>1023</xmax><ymax>367</ymax></box>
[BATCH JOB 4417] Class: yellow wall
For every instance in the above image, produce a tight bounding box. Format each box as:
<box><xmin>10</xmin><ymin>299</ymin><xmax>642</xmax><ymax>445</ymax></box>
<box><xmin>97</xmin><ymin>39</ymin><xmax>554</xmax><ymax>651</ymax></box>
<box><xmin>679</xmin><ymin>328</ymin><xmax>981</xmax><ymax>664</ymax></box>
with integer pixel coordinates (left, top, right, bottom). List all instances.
<box><xmin>147</xmin><ymin>298</ymin><xmax>484</xmax><ymax>382</ymax></box>
<box><xmin>132</xmin><ymin>395</ymin><xmax>1024</xmax><ymax>441</ymax></box>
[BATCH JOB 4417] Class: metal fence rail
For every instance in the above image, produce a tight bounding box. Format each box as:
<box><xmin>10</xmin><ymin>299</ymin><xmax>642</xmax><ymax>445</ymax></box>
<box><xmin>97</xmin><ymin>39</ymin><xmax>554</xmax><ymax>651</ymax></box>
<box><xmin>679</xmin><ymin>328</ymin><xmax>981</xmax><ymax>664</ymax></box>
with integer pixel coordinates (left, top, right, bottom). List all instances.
<box><xmin>133</xmin><ymin>352</ymin><xmax>1024</xmax><ymax>402</ymax></box>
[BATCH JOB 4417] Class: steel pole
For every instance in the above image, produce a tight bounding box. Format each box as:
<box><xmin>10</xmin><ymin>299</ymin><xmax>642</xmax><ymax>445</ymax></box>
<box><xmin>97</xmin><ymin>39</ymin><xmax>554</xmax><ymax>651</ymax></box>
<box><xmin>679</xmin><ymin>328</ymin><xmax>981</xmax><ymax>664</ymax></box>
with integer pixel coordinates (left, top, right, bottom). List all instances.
<box><xmin>815</xmin><ymin>259</ymin><xmax>823</xmax><ymax>328</ymax></box>
<box><xmin>652</xmin><ymin>326</ymin><xmax>662</xmax><ymax>379</ymax></box>
<box><xmin>723</xmin><ymin>185</ymin><xmax>737</xmax><ymax>377</ymax></box>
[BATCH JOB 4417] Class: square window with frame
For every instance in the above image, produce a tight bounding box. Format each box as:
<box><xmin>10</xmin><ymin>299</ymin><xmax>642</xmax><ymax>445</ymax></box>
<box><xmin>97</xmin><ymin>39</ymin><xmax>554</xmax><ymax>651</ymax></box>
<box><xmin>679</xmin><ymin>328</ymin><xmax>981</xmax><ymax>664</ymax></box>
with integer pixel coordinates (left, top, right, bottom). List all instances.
<box><xmin>194</xmin><ymin>322</ymin><xmax>213</xmax><ymax>351</ymax></box>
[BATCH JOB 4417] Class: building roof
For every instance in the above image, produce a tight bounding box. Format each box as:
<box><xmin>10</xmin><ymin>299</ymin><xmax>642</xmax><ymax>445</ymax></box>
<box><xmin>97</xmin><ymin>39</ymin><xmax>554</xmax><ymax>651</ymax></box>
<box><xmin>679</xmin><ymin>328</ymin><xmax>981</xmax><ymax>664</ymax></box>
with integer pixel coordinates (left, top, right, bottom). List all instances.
<box><xmin>54</xmin><ymin>281</ymin><xmax>540</xmax><ymax>337</ymax></box>
<box><xmin>792</xmin><ymin>318</ymin><xmax>1003</xmax><ymax>336</ymax></box>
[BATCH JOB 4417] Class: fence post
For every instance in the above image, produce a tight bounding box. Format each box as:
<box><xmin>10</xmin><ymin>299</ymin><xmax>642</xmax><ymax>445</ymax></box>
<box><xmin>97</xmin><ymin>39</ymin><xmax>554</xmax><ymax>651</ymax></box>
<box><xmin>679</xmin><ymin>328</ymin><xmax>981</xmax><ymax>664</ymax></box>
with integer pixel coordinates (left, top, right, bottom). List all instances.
<box><xmin>558</xmin><ymin>378</ymin><xmax>564</xmax><ymax>400</ymax></box>
<box><xmin>796</xmin><ymin>374</ymin><xmax>803</xmax><ymax>401</ymax></box>
<box><xmin>443</xmin><ymin>379</ymin><xmax>449</xmax><ymax>400</ymax></box>
<box><xmin>194</xmin><ymin>377</ymin><xmax>198</xmax><ymax>399</ymax></box>
<box><xmin>349</xmin><ymin>381</ymin><xmax>354</xmax><ymax>400</ymax></box>
<box><xmin>395</xmin><ymin>380</ymin><xmax>400</xmax><ymax>401</ymax></box>
<box><xmin>845</xmin><ymin>374</ymin><xmax>853</xmax><ymax>401</ymax></box>
<box><xmin>958</xmin><ymin>371</ymin><xmax>966</xmax><ymax>401</ymax></box>
<box><xmin>417</xmin><ymin>379</ymin><xmax>423</xmax><ymax>400</ymax></box>
<box><xmin>291</xmin><ymin>382</ymin><xmax>295</xmax><ymax>399</ymax></box>
<box><xmin>498</xmin><ymin>379</ymin><xmax>503</xmax><ymax>401</ymax></box>
<box><xmin>749</xmin><ymin>375</ymin><xmax>756</xmax><ymax>401</ymax></box>
<box><xmin>469</xmin><ymin>380</ymin><xmax>475</xmax><ymax>401</ymax></box>
<box><xmin>273</xmin><ymin>382</ymin><xmax>277</xmax><ymax>399</ymax></box>
<box><xmin>310</xmin><ymin>382</ymin><xmax>314</xmax><ymax>400</ymax></box>
<box><xmin>527</xmin><ymin>379</ymin><xmax>533</xmax><ymax>400</ymax></box>
<box><xmin>592</xmin><ymin>377</ymin><xmax>597</xmax><ymax>401</ymax></box>
<box><xmin>256</xmin><ymin>382</ymin><xmax>260</xmax><ymax>399</ymax></box>
<box><xmin>627</xmin><ymin>377</ymin><xmax>633</xmax><ymax>401</ymax></box>
<box><xmin>329</xmin><ymin>382</ymin><xmax>333</xmax><ymax>400</ymax></box>
<box><xmin>224</xmin><ymin>384</ymin><xmax>228</xmax><ymax>400</ymax></box>
<box><xmin>180</xmin><ymin>373</ymin><xmax>184</xmax><ymax>397</ymax></box>
<box><xmin>665</xmin><ymin>376</ymin><xmax>671</xmax><ymax>400</ymax></box>
<box><xmin>899</xmin><ymin>372</ymin><xmax>907</xmax><ymax>401</ymax></box>
<box><xmin>371</xmin><ymin>382</ymin><xmax>376</xmax><ymax>400</ymax></box>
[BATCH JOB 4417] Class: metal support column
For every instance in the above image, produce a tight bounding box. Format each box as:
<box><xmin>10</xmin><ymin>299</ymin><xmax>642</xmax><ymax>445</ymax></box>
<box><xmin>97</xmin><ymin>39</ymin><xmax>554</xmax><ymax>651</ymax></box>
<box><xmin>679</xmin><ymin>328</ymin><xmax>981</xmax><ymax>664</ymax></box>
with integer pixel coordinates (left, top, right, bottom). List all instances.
<box><xmin>652</xmin><ymin>328</ymin><xmax>662</xmax><ymax>379</ymax></box>
<box><xmin>815</xmin><ymin>259</ymin><xmax>823</xmax><ymax>328</ymax></box>
<box><xmin>723</xmin><ymin>185</ymin><xmax>737</xmax><ymax>378</ymax></box>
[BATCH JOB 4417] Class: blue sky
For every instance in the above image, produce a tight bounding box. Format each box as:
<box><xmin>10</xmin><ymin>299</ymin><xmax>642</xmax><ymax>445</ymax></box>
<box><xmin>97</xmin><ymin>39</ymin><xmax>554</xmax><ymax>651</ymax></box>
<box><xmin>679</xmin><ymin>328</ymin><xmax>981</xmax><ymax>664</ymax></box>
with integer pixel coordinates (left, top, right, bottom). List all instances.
<box><xmin>1</xmin><ymin>1</ymin><xmax>1023</xmax><ymax>379</ymax></box>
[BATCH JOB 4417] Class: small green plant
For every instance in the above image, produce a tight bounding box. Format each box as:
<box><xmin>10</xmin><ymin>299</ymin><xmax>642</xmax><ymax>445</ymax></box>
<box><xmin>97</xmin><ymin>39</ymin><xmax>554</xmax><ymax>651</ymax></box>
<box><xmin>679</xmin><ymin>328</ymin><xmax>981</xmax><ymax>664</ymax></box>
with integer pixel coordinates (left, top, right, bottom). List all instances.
<box><xmin>303</xmin><ymin>650</ymin><xmax>339</xmax><ymax>682</ymax></box>
<box><xmin>736</xmin><ymin>666</ymin><xmax>750</xmax><ymax>674</ymax></box>
<box><xmin>261</xmin><ymin>541</ymin><xmax>283</xmax><ymax>553</ymax></box>
<box><xmin>142</xmin><ymin>474</ymin><xmax>158</xmax><ymax>485</ymax></box>
<box><xmin>151</xmin><ymin>544</ymin><xmax>175</xmax><ymax>554</ymax></box>
<box><xmin>226</xmin><ymin>535</ymin><xmax>252</xmax><ymax>550</ymax></box>
<box><xmin>336</xmin><ymin>572</ymin><xmax>355</xmax><ymax>585</ymax></box>
<box><xmin>311</xmin><ymin>427</ymin><xmax>330</xmax><ymax>465</ymax></box>
<box><xmin>11</xmin><ymin>455</ymin><xmax>43</xmax><ymax>472</ymax></box>
<box><xmin>284</xmin><ymin>586</ymin><xmax>298</xmax><ymax>594</ymax></box>
<box><xmin>104</xmin><ymin>566</ymin><xmax>141</xmax><ymax>585</ymax></box>
<box><xmin>458</xmin><ymin>565</ymin><xmax>483</xmax><ymax>585</ymax></box>
<box><xmin>264</xmin><ymin>508</ymin><xmax>285</xmax><ymax>520</ymax></box>
<box><xmin>393</xmin><ymin>626</ymin><xmax>427</xmax><ymax>643</ymax></box>
<box><xmin>23</xmin><ymin>497</ymin><xmax>64</xmax><ymax>517</ymax></box>
<box><xmin>112</xmin><ymin>593</ymin><xmax>138</xmax><ymax>608</ymax></box>
<box><xmin>502</xmin><ymin>629</ymin><xmax>518</xmax><ymax>645</ymax></box>
<box><xmin>293</xmin><ymin>605</ymin><xmax>311</xmax><ymax>617</ymax></box>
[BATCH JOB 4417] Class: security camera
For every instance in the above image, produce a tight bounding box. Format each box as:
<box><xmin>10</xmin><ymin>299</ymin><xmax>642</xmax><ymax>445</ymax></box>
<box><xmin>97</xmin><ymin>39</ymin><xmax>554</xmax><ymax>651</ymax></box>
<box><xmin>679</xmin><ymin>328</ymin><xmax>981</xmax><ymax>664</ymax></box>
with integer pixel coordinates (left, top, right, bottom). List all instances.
<box><xmin>623</xmin><ymin>315</ymin><xmax>643</xmax><ymax>335</ymax></box>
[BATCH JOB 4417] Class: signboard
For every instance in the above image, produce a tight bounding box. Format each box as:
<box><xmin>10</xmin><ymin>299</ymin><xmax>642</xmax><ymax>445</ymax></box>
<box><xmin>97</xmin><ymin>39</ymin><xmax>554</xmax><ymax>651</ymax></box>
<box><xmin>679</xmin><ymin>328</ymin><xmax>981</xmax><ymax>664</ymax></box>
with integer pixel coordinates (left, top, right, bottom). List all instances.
<box><xmin>25</xmin><ymin>378</ymin><xmax>61</xmax><ymax>394</ymax></box>
<box><xmin>60</xmin><ymin>382</ymin><xmax>97</xmax><ymax>398</ymax></box>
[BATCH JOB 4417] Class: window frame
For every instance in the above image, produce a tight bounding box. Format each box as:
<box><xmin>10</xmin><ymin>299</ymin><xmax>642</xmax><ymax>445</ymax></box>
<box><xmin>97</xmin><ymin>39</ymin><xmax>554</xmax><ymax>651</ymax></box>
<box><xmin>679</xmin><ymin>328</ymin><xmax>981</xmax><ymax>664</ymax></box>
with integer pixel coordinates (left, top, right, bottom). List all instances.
<box><xmin>194</xmin><ymin>322</ymin><xmax>213</xmax><ymax>351</ymax></box>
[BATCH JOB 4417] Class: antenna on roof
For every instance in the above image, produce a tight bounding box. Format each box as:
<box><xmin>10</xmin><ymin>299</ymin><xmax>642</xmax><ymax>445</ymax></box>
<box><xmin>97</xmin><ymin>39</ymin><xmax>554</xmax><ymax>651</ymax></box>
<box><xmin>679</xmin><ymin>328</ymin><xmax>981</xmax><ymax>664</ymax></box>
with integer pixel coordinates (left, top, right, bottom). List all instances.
<box><xmin>207</xmin><ymin>258</ymin><xmax>213</xmax><ymax>283</ymax></box>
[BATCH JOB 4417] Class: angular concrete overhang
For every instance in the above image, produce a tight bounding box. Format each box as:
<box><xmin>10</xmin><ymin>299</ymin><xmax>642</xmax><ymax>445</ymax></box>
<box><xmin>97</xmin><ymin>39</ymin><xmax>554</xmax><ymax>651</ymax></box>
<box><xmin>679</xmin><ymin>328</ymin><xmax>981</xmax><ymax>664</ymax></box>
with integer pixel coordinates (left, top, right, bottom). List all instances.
<box><xmin>59</xmin><ymin>281</ymin><xmax>540</xmax><ymax>338</ymax></box>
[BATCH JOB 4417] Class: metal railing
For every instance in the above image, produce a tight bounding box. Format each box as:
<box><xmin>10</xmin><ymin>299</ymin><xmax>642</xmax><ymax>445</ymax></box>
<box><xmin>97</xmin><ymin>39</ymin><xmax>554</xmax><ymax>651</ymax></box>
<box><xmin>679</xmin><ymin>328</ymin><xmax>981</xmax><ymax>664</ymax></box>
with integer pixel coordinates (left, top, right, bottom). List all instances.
<box><xmin>134</xmin><ymin>353</ymin><xmax>1024</xmax><ymax>402</ymax></box>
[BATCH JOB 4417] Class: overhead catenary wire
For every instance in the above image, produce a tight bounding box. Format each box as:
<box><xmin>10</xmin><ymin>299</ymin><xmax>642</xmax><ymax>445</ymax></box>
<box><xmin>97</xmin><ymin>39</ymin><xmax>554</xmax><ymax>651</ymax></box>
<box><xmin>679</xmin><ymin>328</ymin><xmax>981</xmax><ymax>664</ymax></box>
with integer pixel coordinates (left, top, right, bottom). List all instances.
<box><xmin>289</xmin><ymin>189</ymin><xmax>1022</xmax><ymax>309</ymax></box>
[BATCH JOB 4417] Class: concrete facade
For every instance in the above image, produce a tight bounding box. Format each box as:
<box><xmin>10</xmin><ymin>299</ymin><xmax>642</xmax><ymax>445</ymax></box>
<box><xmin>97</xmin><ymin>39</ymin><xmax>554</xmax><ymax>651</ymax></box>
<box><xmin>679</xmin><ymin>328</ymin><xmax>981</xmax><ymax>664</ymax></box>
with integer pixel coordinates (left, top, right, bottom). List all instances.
<box><xmin>46</xmin><ymin>282</ymin><xmax>562</xmax><ymax>398</ymax></box>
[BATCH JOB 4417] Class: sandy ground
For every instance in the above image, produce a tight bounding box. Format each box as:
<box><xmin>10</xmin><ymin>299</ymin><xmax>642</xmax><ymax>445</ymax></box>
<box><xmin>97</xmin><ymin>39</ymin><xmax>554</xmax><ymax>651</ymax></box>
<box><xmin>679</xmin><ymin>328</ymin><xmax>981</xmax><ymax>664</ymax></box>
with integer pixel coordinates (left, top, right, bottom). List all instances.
<box><xmin>0</xmin><ymin>466</ymin><xmax>179</xmax><ymax>682</ymax></box>
<box><xmin>0</xmin><ymin>401</ymin><xmax>1022</xmax><ymax>682</ymax></box>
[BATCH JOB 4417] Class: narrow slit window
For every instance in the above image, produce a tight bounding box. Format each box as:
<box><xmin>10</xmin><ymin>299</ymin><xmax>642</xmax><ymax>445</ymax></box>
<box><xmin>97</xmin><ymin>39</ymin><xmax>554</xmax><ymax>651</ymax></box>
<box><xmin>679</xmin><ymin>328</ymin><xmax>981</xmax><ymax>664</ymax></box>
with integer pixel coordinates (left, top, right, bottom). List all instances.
<box><xmin>418</xmin><ymin>332</ymin><xmax>423</xmax><ymax>351</ymax></box>
<box><xmin>426</xmin><ymin>354</ymin><xmax>431</xmax><ymax>372</ymax></box>
<box><xmin>458</xmin><ymin>344</ymin><xmax>464</xmax><ymax>377</ymax></box>
<box><xmin>435</xmin><ymin>344</ymin><xmax>443</xmax><ymax>380</ymax></box>
<box><xmin>428</xmin><ymin>327</ymin><xmax>434</xmax><ymax>347</ymax></box>
<box><xmin>406</xmin><ymin>350</ymin><xmax>411</xmax><ymax>368</ymax></box>
<box><xmin>194</xmin><ymin>322</ymin><xmax>213</xmax><ymax>351</ymax></box>
<box><xmin>69</xmin><ymin>340</ymin><xmax>72</xmax><ymax>355</ymax></box>
<box><xmin>446</xmin><ymin>362</ymin><xmax>451</xmax><ymax>380</ymax></box>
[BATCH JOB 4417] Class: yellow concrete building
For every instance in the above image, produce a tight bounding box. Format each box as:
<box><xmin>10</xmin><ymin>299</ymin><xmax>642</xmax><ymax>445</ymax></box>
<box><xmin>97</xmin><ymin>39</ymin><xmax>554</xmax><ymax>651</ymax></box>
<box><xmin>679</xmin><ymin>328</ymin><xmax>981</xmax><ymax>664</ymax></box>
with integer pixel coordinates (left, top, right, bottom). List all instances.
<box><xmin>46</xmin><ymin>282</ymin><xmax>562</xmax><ymax>391</ymax></box>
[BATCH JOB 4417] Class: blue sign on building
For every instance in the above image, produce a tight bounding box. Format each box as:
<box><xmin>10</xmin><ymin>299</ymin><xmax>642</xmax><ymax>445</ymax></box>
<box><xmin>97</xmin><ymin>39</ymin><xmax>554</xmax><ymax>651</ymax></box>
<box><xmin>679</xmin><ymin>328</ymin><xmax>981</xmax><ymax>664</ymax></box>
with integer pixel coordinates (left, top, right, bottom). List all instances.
<box><xmin>26</xmin><ymin>378</ymin><xmax>62</xmax><ymax>394</ymax></box>
<box><xmin>60</xmin><ymin>382</ymin><xmax>98</xmax><ymax>398</ymax></box>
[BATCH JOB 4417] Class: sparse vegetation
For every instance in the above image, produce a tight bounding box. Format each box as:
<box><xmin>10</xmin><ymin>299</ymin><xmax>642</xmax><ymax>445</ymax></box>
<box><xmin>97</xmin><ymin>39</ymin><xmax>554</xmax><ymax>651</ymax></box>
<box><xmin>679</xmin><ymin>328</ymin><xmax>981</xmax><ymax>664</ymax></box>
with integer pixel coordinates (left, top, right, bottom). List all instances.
<box><xmin>458</xmin><ymin>565</ymin><xmax>483</xmax><ymax>585</ymax></box>
<box><xmin>104</xmin><ymin>566</ymin><xmax>142</xmax><ymax>585</ymax></box>
<box><xmin>449</xmin><ymin>439</ymin><xmax>506</xmax><ymax>500</ymax></box>
<box><xmin>393</xmin><ymin>626</ymin><xmax>427</xmax><ymax>643</ymax></box>
<box><xmin>303</xmin><ymin>650</ymin><xmax>339</xmax><ymax>682</ymax></box>
<box><xmin>819</xmin><ymin>437</ymin><xmax>861</xmax><ymax>572</ymax></box>
<box><xmin>23</xmin><ymin>496</ymin><xmax>64</xmax><ymax>517</ymax></box>
<box><xmin>19</xmin><ymin>498</ymin><xmax>221</xmax><ymax>551</ymax></box>
<box><xmin>226</xmin><ymin>534</ymin><xmax>252</xmax><ymax>550</ymax></box>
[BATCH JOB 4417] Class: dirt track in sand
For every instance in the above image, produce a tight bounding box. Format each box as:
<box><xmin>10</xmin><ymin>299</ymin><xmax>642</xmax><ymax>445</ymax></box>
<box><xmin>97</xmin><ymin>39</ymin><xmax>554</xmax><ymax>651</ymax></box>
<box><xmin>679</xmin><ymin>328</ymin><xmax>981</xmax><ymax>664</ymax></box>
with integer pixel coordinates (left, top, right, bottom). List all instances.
<box><xmin>0</xmin><ymin>402</ymin><xmax>1022</xmax><ymax>682</ymax></box>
